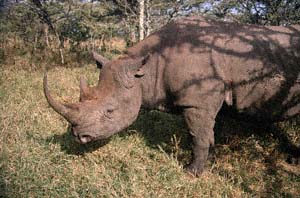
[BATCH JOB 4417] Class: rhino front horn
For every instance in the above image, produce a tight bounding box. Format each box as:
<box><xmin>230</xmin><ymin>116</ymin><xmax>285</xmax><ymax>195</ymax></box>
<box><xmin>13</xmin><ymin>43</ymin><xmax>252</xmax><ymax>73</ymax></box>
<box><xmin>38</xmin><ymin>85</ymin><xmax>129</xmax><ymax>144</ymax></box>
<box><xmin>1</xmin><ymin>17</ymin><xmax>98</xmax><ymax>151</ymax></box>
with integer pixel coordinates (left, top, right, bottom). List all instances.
<box><xmin>43</xmin><ymin>73</ymin><xmax>78</xmax><ymax>124</ymax></box>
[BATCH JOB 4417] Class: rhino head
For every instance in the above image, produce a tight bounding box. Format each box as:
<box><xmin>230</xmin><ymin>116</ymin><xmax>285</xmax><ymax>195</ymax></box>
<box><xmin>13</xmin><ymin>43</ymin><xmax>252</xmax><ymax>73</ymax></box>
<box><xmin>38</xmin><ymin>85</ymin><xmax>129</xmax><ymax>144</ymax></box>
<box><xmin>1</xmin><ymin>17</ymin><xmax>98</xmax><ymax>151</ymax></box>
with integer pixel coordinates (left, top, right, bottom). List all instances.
<box><xmin>44</xmin><ymin>52</ymin><xmax>148</xmax><ymax>144</ymax></box>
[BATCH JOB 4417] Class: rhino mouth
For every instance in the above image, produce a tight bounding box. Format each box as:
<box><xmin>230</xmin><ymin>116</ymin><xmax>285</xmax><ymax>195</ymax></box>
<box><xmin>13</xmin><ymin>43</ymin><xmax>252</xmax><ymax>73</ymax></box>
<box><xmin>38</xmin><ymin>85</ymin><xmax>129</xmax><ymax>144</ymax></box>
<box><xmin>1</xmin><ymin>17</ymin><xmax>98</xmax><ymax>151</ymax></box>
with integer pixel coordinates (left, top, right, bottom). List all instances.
<box><xmin>74</xmin><ymin>133</ymin><xmax>111</xmax><ymax>144</ymax></box>
<box><xmin>75</xmin><ymin>134</ymin><xmax>93</xmax><ymax>144</ymax></box>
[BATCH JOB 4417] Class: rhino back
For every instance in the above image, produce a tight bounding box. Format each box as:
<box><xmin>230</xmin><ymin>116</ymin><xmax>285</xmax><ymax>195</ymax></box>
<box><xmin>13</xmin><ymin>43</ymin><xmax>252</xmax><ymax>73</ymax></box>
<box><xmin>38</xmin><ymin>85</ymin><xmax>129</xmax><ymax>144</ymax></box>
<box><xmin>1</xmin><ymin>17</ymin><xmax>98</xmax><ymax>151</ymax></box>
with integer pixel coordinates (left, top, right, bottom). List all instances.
<box><xmin>128</xmin><ymin>17</ymin><xmax>300</xmax><ymax>120</ymax></box>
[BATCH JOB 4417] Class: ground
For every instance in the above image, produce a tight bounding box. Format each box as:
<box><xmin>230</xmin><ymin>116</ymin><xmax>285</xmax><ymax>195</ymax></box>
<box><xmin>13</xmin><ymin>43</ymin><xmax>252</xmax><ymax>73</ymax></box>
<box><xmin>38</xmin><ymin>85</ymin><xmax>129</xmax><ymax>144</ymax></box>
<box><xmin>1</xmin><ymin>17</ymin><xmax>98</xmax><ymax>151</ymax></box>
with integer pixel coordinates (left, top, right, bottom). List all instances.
<box><xmin>0</xmin><ymin>65</ymin><xmax>299</xmax><ymax>197</ymax></box>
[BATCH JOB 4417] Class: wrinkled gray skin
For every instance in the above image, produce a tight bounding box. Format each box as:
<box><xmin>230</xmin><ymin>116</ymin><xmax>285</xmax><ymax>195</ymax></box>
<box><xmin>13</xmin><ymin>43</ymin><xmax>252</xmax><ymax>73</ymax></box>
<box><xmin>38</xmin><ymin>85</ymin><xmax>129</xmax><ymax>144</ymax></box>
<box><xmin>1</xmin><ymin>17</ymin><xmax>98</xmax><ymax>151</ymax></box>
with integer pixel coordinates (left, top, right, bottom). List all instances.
<box><xmin>44</xmin><ymin>16</ymin><xmax>300</xmax><ymax>176</ymax></box>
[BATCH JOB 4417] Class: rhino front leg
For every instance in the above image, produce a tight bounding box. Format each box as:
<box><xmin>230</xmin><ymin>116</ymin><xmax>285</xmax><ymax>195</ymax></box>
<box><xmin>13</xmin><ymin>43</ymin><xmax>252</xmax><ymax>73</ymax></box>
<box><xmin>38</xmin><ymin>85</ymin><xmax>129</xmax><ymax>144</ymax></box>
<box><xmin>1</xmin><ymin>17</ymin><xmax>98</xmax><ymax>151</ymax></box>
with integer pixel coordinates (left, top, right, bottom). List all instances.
<box><xmin>184</xmin><ymin>108</ymin><xmax>217</xmax><ymax>176</ymax></box>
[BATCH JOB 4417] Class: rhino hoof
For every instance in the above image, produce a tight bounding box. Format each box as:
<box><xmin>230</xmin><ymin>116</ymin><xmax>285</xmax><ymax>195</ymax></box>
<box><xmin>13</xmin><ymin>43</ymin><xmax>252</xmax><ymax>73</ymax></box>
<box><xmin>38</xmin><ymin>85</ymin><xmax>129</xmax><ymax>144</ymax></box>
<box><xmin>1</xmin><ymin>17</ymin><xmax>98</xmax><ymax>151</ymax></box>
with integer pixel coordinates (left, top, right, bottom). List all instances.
<box><xmin>184</xmin><ymin>164</ymin><xmax>204</xmax><ymax>177</ymax></box>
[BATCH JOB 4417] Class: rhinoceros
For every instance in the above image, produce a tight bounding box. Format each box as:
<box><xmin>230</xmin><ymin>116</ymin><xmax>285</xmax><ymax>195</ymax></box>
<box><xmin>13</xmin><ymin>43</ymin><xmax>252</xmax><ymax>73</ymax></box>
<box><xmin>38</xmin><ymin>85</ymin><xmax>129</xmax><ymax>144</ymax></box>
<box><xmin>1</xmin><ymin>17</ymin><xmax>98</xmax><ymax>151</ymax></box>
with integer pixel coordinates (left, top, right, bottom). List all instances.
<box><xmin>44</xmin><ymin>16</ymin><xmax>300</xmax><ymax>176</ymax></box>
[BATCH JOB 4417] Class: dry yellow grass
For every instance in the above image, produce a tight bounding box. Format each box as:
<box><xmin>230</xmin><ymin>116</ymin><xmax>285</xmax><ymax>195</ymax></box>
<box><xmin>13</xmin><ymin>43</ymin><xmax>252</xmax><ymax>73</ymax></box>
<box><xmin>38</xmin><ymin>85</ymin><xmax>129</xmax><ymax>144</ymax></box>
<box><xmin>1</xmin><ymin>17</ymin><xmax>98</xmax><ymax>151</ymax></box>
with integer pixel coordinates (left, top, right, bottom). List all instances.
<box><xmin>0</xmin><ymin>64</ymin><xmax>299</xmax><ymax>197</ymax></box>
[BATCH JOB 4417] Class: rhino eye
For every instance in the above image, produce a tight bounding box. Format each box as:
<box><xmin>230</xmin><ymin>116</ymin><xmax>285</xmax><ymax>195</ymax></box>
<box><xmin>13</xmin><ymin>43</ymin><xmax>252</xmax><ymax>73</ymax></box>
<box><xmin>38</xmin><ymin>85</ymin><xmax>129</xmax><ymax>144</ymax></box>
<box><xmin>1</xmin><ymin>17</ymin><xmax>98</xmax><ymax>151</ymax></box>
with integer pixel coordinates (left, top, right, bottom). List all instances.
<box><xmin>104</xmin><ymin>108</ymin><xmax>115</xmax><ymax>119</ymax></box>
<box><xmin>107</xmin><ymin>109</ymin><xmax>114</xmax><ymax>113</ymax></box>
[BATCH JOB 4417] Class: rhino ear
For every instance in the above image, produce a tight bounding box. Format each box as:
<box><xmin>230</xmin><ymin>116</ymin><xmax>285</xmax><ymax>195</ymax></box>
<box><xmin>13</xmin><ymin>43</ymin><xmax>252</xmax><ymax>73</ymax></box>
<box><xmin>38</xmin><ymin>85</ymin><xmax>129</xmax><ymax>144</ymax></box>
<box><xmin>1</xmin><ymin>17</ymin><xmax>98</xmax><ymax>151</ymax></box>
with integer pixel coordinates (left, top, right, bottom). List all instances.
<box><xmin>134</xmin><ymin>54</ymin><xmax>149</xmax><ymax>78</ymax></box>
<box><xmin>117</xmin><ymin>55</ymin><xmax>150</xmax><ymax>89</ymax></box>
<box><xmin>92</xmin><ymin>51</ymin><xmax>109</xmax><ymax>69</ymax></box>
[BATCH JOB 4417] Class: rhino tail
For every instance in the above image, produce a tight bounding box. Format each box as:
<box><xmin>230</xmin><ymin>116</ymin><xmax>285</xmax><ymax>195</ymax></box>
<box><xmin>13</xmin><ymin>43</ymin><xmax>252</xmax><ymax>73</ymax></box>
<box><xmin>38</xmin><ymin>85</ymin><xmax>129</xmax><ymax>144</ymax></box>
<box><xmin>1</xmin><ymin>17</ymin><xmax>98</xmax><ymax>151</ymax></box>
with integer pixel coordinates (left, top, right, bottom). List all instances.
<box><xmin>224</xmin><ymin>80</ymin><xmax>233</xmax><ymax>106</ymax></box>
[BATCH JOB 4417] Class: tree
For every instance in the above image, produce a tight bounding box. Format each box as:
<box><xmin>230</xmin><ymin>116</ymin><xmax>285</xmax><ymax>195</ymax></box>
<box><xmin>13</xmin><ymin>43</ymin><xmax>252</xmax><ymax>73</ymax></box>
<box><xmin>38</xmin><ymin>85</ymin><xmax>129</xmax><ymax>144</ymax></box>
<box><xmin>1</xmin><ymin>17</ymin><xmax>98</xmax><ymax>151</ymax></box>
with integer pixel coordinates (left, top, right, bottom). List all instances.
<box><xmin>206</xmin><ymin>0</ymin><xmax>300</xmax><ymax>25</ymax></box>
<box><xmin>1</xmin><ymin>0</ymin><xmax>299</xmax><ymax>69</ymax></box>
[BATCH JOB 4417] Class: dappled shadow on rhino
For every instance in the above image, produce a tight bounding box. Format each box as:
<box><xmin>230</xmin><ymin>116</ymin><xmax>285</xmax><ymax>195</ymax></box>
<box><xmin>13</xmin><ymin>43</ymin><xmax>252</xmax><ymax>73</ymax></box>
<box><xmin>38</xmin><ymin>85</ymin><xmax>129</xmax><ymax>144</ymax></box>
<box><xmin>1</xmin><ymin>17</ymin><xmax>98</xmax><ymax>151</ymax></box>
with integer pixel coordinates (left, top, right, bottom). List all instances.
<box><xmin>44</xmin><ymin>16</ymin><xmax>300</xmax><ymax>176</ymax></box>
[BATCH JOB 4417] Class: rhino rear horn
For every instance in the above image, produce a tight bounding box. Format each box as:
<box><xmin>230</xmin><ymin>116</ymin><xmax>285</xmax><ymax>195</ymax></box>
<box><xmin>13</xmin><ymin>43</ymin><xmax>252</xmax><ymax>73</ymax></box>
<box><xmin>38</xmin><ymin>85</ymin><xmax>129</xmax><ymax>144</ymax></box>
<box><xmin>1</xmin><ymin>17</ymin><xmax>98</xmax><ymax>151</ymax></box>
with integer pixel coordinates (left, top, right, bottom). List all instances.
<box><xmin>92</xmin><ymin>51</ymin><xmax>109</xmax><ymax>69</ymax></box>
<box><xmin>43</xmin><ymin>73</ymin><xmax>79</xmax><ymax>124</ymax></box>
<box><xmin>79</xmin><ymin>76</ymin><xmax>94</xmax><ymax>101</ymax></box>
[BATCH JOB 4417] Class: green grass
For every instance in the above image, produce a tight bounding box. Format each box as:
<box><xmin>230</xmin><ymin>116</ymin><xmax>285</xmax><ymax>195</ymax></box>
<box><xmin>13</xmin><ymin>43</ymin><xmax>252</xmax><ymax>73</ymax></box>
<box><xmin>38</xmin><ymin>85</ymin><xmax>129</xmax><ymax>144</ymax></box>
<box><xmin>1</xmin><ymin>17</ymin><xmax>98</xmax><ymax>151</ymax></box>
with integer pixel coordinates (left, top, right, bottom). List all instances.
<box><xmin>0</xmin><ymin>65</ymin><xmax>299</xmax><ymax>197</ymax></box>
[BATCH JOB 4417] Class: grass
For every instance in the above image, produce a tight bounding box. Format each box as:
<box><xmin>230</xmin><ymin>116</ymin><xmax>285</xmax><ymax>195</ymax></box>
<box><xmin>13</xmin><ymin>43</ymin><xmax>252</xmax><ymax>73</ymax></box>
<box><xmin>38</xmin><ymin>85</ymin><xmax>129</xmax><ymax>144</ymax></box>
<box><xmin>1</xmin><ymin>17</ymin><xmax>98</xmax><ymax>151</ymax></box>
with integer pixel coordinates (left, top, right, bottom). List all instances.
<box><xmin>0</xmin><ymin>64</ymin><xmax>299</xmax><ymax>197</ymax></box>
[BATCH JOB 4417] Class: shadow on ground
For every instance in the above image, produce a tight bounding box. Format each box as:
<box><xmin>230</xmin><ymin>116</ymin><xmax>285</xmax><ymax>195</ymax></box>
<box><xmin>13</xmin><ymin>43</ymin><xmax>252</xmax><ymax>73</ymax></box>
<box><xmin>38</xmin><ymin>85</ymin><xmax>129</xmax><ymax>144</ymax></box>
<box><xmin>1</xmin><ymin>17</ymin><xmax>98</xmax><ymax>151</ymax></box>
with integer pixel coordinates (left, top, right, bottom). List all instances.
<box><xmin>46</xmin><ymin>126</ymin><xmax>111</xmax><ymax>155</ymax></box>
<box><xmin>0</xmin><ymin>174</ymin><xmax>7</xmax><ymax>198</ymax></box>
<box><xmin>48</xmin><ymin>107</ymin><xmax>299</xmax><ymax>195</ymax></box>
<box><xmin>213</xmin><ymin>108</ymin><xmax>300</xmax><ymax>196</ymax></box>
<box><xmin>48</xmin><ymin>107</ymin><xmax>300</xmax><ymax>163</ymax></box>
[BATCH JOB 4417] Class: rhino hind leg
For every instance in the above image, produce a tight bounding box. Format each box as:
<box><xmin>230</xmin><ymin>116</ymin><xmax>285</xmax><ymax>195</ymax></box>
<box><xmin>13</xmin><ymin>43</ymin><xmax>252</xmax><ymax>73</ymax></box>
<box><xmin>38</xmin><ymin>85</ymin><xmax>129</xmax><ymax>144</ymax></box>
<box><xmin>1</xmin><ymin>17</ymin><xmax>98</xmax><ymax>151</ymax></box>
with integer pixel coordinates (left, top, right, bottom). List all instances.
<box><xmin>176</xmin><ymin>79</ymin><xmax>225</xmax><ymax>176</ymax></box>
<box><xmin>183</xmin><ymin>108</ymin><xmax>219</xmax><ymax>176</ymax></box>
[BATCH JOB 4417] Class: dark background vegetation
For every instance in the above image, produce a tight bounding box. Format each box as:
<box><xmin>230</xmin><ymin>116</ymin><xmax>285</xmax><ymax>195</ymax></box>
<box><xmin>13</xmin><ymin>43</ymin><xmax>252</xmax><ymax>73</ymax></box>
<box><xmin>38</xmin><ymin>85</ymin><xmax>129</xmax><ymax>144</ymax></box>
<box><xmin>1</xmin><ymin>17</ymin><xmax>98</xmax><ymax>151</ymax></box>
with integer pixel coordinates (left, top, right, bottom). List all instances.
<box><xmin>1</xmin><ymin>0</ymin><xmax>300</xmax><ymax>68</ymax></box>
<box><xmin>0</xmin><ymin>0</ymin><xmax>300</xmax><ymax>197</ymax></box>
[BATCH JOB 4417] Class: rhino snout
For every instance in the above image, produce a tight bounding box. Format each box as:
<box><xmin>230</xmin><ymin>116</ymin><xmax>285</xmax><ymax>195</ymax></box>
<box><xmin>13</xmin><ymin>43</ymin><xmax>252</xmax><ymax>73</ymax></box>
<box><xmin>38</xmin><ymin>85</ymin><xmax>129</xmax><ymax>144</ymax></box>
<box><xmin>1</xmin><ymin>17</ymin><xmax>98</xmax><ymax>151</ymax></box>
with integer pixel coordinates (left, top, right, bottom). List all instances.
<box><xmin>74</xmin><ymin>134</ymin><xmax>92</xmax><ymax>144</ymax></box>
<box><xmin>71</xmin><ymin>126</ymin><xmax>93</xmax><ymax>144</ymax></box>
<box><xmin>78</xmin><ymin>134</ymin><xmax>92</xmax><ymax>144</ymax></box>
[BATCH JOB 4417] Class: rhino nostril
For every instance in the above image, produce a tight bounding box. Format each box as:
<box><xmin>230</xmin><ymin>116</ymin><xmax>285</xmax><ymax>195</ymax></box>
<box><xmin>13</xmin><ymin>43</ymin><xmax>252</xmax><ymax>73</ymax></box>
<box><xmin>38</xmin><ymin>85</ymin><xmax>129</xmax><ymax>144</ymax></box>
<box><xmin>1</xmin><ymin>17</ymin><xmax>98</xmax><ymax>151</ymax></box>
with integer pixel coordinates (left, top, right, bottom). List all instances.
<box><xmin>79</xmin><ymin>134</ymin><xmax>91</xmax><ymax>144</ymax></box>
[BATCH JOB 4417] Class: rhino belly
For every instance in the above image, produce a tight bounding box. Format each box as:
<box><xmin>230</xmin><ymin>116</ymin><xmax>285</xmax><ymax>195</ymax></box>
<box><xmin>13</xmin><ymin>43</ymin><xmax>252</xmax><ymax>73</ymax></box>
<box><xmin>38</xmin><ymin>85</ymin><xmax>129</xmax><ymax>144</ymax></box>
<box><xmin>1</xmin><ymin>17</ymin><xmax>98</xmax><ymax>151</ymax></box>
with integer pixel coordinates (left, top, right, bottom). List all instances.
<box><xmin>233</xmin><ymin>73</ymin><xmax>289</xmax><ymax>120</ymax></box>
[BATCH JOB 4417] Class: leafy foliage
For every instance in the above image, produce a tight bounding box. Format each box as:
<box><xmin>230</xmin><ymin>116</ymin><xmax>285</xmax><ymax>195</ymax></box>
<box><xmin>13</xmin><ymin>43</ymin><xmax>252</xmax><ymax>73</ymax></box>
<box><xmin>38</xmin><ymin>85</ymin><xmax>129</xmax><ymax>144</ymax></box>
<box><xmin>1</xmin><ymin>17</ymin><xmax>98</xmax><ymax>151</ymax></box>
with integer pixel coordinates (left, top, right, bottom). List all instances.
<box><xmin>0</xmin><ymin>0</ymin><xmax>299</xmax><ymax>68</ymax></box>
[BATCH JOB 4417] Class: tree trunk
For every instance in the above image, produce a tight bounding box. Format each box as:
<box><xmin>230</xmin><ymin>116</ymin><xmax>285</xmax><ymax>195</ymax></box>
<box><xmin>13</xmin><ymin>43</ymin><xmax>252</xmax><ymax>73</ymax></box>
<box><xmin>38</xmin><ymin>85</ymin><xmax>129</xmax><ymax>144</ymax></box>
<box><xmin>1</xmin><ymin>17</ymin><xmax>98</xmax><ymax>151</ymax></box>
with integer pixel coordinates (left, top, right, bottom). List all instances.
<box><xmin>139</xmin><ymin>0</ymin><xmax>145</xmax><ymax>41</ymax></box>
<box><xmin>145</xmin><ymin>0</ymin><xmax>151</xmax><ymax>37</ymax></box>
<box><xmin>33</xmin><ymin>33</ymin><xmax>38</xmax><ymax>52</ymax></box>
<box><xmin>55</xmin><ymin>32</ymin><xmax>64</xmax><ymax>65</ymax></box>
<box><xmin>59</xmin><ymin>48</ymin><xmax>64</xmax><ymax>65</ymax></box>
<box><xmin>44</xmin><ymin>25</ymin><xmax>50</xmax><ymax>48</ymax></box>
